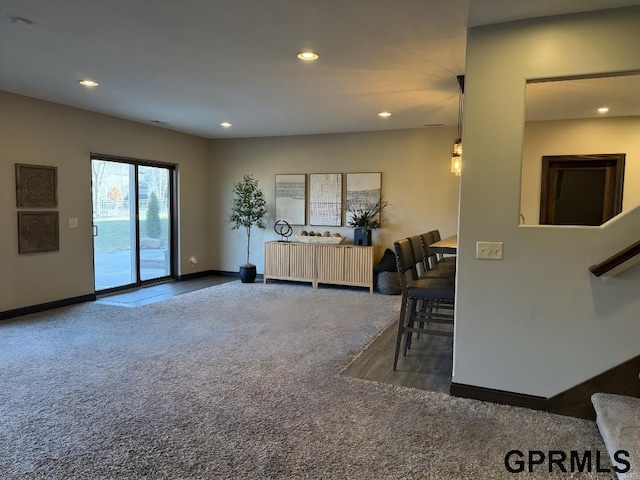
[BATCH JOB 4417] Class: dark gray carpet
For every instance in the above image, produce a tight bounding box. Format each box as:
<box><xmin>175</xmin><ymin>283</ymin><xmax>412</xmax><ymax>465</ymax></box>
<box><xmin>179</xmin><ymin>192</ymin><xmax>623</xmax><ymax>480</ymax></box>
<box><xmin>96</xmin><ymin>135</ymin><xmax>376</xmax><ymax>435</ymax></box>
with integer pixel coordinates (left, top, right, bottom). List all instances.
<box><xmin>0</xmin><ymin>282</ymin><xmax>613</xmax><ymax>479</ymax></box>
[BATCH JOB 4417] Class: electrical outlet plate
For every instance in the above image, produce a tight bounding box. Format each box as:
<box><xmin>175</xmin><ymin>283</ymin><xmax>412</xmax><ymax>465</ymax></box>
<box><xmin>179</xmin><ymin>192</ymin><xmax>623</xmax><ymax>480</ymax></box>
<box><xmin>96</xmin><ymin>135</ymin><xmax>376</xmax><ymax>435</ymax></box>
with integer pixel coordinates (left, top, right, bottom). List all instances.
<box><xmin>476</xmin><ymin>241</ymin><xmax>503</xmax><ymax>260</ymax></box>
<box><xmin>68</xmin><ymin>218</ymin><xmax>78</xmax><ymax>229</ymax></box>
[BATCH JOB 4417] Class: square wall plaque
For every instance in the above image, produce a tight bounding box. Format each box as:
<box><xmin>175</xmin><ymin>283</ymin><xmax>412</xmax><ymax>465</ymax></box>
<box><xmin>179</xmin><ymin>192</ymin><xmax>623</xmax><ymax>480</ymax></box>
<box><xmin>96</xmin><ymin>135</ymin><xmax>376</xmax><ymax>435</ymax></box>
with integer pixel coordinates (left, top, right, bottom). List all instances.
<box><xmin>18</xmin><ymin>211</ymin><xmax>60</xmax><ymax>254</ymax></box>
<box><xmin>15</xmin><ymin>163</ymin><xmax>58</xmax><ymax>208</ymax></box>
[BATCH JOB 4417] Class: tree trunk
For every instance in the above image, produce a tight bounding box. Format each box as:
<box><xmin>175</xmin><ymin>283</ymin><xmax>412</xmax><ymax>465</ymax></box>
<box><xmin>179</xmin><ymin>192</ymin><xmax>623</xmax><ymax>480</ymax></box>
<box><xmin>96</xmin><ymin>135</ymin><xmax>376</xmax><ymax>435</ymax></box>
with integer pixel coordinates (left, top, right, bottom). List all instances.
<box><xmin>246</xmin><ymin>226</ymin><xmax>251</xmax><ymax>265</ymax></box>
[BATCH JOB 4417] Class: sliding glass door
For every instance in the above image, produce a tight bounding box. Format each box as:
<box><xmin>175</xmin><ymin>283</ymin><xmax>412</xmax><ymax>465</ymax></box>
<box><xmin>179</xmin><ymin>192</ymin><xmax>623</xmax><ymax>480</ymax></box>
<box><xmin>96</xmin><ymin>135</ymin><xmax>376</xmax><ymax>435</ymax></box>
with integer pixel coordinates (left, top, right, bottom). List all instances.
<box><xmin>138</xmin><ymin>165</ymin><xmax>171</xmax><ymax>282</ymax></box>
<box><xmin>91</xmin><ymin>157</ymin><xmax>174</xmax><ymax>292</ymax></box>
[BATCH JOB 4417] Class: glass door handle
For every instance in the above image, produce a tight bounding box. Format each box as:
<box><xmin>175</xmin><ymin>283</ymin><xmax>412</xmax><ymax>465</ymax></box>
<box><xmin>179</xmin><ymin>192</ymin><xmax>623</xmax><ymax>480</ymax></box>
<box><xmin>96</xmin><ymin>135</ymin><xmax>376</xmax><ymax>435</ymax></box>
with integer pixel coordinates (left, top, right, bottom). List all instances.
<box><xmin>92</xmin><ymin>224</ymin><xmax>98</xmax><ymax>237</ymax></box>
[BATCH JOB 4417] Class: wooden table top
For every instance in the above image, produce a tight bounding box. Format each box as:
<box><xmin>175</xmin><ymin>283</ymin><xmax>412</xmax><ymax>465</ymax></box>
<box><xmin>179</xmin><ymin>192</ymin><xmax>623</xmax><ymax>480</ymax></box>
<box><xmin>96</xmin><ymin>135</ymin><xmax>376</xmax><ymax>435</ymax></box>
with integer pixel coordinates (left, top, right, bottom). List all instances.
<box><xmin>429</xmin><ymin>234</ymin><xmax>457</xmax><ymax>255</ymax></box>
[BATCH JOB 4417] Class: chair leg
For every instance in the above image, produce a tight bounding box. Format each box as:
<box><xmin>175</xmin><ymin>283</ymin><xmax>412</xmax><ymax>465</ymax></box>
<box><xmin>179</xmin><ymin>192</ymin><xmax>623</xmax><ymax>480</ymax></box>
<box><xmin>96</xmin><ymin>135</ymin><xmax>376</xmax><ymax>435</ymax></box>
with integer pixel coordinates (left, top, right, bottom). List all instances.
<box><xmin>392</xmin><ymin>295</ymin><xmax>409</xmax><ymax>370</ymax></box>
<box><xmin>406</xmin><ymin>325</ymin><xmax>413</xmax><ymax>352</ymax></box>
<box><xmin>404</xmin><ymin>298</ymin><xmax>417</xmax><ymax>354</ymax></box>
<box><xmin>416</xmin><ymin>298</ymin><xmax>425</xmax><ymax>339</ymax></box>
<box><xmin>427</xmin><ymin>300</ymin><xmax>435</xmax><ymax>324</ymax></box>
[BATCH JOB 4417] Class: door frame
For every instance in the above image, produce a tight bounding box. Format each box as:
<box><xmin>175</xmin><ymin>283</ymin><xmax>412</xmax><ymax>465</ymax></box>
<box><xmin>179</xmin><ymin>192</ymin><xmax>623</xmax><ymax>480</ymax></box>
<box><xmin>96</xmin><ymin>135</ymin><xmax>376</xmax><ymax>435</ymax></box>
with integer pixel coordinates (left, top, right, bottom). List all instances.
<box><xmin>91</xmin><ymin>153</ymin><xmax>178</xmax><ymax>294</ymax></box>
<box><xmin>539</xmin><ymin>153</ymin><xmax>625</xmax><ymax>225</ymax></box>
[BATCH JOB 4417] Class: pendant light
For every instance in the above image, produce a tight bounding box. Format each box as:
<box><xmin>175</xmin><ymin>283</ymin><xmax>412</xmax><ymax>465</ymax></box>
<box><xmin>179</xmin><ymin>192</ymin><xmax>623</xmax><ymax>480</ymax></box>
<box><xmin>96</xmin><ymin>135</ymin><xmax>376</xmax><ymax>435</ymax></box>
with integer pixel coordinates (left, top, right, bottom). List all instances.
<box><xmin>451</xmin><ymin>75</ymin><xmax>464</xmax><ymax>176</ymax></box>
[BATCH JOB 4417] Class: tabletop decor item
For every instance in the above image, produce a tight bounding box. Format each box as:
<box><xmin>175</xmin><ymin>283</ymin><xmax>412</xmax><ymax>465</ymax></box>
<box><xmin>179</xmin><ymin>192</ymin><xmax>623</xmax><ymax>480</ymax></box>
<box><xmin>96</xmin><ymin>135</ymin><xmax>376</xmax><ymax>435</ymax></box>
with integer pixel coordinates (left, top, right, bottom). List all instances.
<box><xmin>274</xmin><ymin>219</ymin><xmax>293</xmax><ymax>242</ymax></box>
<box><xmin>345</xmin><ymin>198</ymin><xmax>389</xmax><ymax>246</ymax></box>
<box><xmin>227</xmin><ymin>174</ymin><xmax>267</xmax><ymax>283</ymax></box>
<box><xmin>294</xmin><ymin>232</ymin><xmax>345</xmax><ymax>244</ymax></box>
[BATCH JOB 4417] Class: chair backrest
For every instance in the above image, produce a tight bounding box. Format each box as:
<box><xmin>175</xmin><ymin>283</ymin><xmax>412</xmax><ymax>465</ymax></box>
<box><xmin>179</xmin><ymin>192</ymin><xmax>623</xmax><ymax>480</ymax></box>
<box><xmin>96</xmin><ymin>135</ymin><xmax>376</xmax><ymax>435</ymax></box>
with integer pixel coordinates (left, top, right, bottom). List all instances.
<box><xmin>430</xmin><ymin>229</ymin><xmax>442</xmax><ymax>242</ymax></box>
<box><xmin>393</xmin><ymin>238</ymin><xmax>418</xmax><ymax>289</ymax></box>
<box><xmin>421</xmin><ymin>231</ymin><xmax>438</xmax><ymax>269</ymax></box>
<box><xmin>408</xmin><ymin>235</ymin><xmax>426</xmax><ymax>274</ymax></box>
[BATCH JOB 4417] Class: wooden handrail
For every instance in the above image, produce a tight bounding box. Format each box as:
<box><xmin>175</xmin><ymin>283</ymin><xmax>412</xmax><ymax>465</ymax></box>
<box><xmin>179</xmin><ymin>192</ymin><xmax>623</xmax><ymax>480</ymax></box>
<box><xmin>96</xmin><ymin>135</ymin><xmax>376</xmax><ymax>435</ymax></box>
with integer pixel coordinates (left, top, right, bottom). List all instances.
<box><xmin>590</xmin><ymin>239</ymin><xmax>640</xmax><ymax>277</ymax></box>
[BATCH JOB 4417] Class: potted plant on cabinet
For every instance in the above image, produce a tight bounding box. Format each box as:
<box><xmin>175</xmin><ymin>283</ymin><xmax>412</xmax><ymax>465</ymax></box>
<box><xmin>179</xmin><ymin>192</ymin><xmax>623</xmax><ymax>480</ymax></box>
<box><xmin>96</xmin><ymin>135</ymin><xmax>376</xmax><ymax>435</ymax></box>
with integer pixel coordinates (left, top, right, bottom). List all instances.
<box><xmin>346</xmin><ymin>198</ymin><xmax>389</xmax><ymax>246</ymax></box>
<box><xmin>227</xmin><ymin>174</ymin><xmax>267</xmax><ymax>283</ymax></box>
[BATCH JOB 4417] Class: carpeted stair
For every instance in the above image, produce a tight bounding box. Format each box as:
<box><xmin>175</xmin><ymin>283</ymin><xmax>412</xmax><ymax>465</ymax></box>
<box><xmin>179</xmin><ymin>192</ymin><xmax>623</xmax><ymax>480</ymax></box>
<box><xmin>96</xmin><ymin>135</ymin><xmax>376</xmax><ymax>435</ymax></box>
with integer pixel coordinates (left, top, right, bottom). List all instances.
<box><xmin>592</xmin><ymin>392</ymin><xmax>640</xmax><ymax>479</ymax></box>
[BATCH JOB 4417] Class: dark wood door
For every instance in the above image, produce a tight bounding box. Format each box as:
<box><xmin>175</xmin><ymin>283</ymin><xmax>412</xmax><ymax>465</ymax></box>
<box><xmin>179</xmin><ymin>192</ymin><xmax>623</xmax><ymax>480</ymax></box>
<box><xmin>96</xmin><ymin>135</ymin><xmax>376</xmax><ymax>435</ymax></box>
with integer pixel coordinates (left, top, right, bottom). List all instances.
<box><xmin>540</xmin><ymin>154</ymin><xmax>625</xmax><ymax>226</ymax></box>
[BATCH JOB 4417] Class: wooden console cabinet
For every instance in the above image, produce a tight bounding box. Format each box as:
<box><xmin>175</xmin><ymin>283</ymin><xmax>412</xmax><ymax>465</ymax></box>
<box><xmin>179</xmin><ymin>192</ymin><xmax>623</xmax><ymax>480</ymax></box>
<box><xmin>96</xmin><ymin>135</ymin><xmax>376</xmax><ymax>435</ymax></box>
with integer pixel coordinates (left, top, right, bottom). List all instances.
<box><xmin>264</xmin><ymin>241</ymin><xmax>374</xmax><ymax>293</ymax></box>
<box><xmin>263</xmin><ymin>241</ymin><xmax>315</xmax><ymax>287</ymax></box>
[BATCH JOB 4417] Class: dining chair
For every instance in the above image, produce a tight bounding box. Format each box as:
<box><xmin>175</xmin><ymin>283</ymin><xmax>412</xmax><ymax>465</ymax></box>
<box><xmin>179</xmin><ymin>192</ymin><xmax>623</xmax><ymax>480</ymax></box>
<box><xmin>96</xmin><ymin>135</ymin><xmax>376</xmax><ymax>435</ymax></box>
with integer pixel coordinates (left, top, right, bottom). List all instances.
<box><xmin>408</xmin><ymin>235</ymin><xmax>428</xmax><ymax>276</ymax></box>
<box><xmin>410</xmin><ymin>234</ymin><xmax>455</xmax><ymax>280</ymax></box>
<box><xmin>408</xmin><ymin>234</ymin><xmax>454</xmax><ymax>342</ymax></box>
<box><xmin>427</xmin><ymin>230</ymin><xmax>457</xmax><ymax>269</ymax></box>
<box><xmin>418</xmin><ymin>233</ymin><xmax>456</xmax><ymax>278</ymax></box>
<box><xmin>393</xmin><ymin>238</ymin><xmax>455</xmax><ymax>370</ymax></box>
<box><xmin>421</xmin><ymin>232</ymin><xmax>455</xmax><ymax>272</ymax></box>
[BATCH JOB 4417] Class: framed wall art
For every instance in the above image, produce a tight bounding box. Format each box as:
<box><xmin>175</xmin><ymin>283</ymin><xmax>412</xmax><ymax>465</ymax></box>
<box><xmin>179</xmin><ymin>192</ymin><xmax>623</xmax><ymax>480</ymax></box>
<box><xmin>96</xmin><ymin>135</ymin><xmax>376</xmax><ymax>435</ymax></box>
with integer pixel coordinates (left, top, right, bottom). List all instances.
<box><xmin>18</xmin><ymin>211</ymin><xmax>60</xmax><ymax>254</ymax></box>
<box><xmin>309</xmin><ymin>173</ymin><xmax>342</xmax><ymax>226</ymax></box>
<box><xmin>346</xmin><ymin>172</ymin><xmax>382</xmax><ymax>224</ymax></box>
<box><xmin>15</xmin><ymin>163</ymin><xmax>58</xmax><ymax>208</ymax></box>
<box><xmin>275</xmin><ymin>174</ymin><xmax>306</xmax><ymax>225</ymax></box>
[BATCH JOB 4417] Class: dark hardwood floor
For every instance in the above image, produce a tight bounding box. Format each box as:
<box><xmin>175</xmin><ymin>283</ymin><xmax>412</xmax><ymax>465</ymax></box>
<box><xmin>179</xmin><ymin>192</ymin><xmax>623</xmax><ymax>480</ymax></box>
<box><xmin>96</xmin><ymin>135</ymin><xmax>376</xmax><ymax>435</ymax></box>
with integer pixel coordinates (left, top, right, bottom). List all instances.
<box><xmin>97</xmin><ymin>276</ymin><xmax>236</xmax><ymax>307</ymax></box>
<box><xmin>342</xmin><ymin>321</ymin><xmax>453</xmax><ymax>394</ymax></box>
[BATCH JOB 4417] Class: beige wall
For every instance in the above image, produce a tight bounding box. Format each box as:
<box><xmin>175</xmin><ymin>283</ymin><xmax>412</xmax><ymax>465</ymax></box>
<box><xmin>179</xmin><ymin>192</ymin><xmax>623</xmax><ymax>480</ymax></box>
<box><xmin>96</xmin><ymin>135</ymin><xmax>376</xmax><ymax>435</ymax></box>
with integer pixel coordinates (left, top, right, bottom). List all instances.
<box><xmin>0</xmin><ymin>92</ymin><xmax>212</xmax><ymax>312</ymax></box>
<box><xmin>521</xmin><ymin>116</ymin><xmax>640</xmax><ymax>224</ymax></box>
<box><xmin>1</xmin><ymin>91</ymin><xmax>461</xmax><ymax>313</ymax></box>
<box><xmin>456</xmin><ymin>7</ymin><xmax>640</xmax><ymax>397</ymax></box>
<box><xmin>209</xmin><ymin>128</ymin><xmax>460</xmax><ymax>273</ymax></box>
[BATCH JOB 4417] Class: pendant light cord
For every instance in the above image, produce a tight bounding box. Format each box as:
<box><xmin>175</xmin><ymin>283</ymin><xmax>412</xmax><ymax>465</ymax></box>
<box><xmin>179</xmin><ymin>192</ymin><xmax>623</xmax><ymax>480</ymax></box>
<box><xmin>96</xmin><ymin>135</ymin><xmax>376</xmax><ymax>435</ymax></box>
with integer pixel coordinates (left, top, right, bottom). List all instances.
<box><xmin>457</xmin><ymin>75</ymin><xmax>465</xmax><ymax>140</ymax></box>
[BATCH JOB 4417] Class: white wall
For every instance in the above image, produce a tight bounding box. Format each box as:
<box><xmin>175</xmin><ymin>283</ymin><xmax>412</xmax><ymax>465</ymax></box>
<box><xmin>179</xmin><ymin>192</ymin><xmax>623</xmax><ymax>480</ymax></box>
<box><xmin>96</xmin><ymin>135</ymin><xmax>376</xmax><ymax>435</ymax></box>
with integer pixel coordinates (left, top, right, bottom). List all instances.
<box><xmin>455</xmin><ymin>7</ymin><xmax>640</xmax><ymax>397</ymax></box>
<box><xmin>521</xmin><ymin>116</ymin><xmax>640</xmax><ymax>224</ymax></box>
<box><xmin>0</xmin><ymin>92</ymin><xmax>212</xmax><ymax>312</ymax></box>
<box><xmin>209</xmin><ymin>128</ymin><xmax>460</xmax><ymax>273</ymax></box>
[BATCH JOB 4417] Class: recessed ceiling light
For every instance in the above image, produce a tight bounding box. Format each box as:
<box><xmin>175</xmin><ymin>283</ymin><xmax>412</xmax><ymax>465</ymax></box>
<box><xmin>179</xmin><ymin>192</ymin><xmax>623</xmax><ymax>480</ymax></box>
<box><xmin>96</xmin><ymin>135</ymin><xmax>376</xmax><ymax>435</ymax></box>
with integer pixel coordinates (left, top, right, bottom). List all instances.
<box><xmin>378</xmin><ymin>111</ymin><xmax>392</xmax><ymax>118</ymax></box>
<box><xmin>220</xmin><ymin>122</ymin><xmax>232</xmax><ymax>128</ymax></box>
<box><xmin>79</xmin><ymin>79</ymin><xmax>99</xmax><ymax>87</ymax></box>
<box><xmin>297</xmin><ymin>51</ymin><xmax>318</xmax><ymax>61</ymax></box>
<box><xmin>597</xmin><ymin>107</ymin><xmax>609</xmax><ymax>114</ymax></box>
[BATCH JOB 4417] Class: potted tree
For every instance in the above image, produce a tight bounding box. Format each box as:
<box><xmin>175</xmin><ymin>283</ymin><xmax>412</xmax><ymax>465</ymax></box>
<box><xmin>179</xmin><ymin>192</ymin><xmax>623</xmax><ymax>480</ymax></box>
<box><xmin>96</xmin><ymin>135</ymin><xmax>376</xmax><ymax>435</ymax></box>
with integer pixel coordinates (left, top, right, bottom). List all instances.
<box><xmin>227</xmin><ymin>174</ymin><xmax>267</xmax><ymax>283</ymax></box>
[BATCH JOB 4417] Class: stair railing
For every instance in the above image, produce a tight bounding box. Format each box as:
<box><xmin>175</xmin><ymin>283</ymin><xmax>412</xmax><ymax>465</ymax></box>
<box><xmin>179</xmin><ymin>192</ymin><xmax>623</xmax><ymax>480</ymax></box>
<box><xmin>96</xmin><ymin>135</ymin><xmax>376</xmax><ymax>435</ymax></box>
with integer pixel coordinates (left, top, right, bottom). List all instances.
<box><xmin>590</xmin><ymin>240</ymin><xmax>640</xmax><ymax>277</ymax></box>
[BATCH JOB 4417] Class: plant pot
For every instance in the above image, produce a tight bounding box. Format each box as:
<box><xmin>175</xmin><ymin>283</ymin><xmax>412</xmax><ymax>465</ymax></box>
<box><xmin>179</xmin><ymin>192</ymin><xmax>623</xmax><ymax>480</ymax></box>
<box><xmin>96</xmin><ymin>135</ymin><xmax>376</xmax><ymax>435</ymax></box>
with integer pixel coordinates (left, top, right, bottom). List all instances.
<box><xmin>354</xmin><ymin>227</ymin><xmax>372</xmax><ymax>246</ymax></box>
<box><xmin>239</xmin><ymin>264</ymin><xmax>257</xmax><ymax>283</ymax></box>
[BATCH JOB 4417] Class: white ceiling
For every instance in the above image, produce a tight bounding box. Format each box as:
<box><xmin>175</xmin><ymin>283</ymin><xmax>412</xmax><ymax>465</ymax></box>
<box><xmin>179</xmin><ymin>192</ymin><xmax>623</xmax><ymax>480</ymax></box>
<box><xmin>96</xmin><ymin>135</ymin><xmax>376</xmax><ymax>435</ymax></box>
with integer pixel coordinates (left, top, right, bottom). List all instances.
<box><xmin>526</xmin><ymin>74</ymin><xmax>640</xmax><ymax>122</ymax></box>
<box><xmin>1</xmin><ymin>0</ymin><xmax>639</xmax><ymax>139</ymax></box>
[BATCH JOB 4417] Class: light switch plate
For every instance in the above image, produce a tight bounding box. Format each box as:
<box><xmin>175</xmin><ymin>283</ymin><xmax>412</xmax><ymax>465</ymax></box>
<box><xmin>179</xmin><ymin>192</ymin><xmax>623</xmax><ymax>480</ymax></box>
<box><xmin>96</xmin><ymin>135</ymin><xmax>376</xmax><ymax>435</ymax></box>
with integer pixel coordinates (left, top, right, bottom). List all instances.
<box><xmin>68</xmin><ymin>217</ymin><xmax>78</xmax><ymax>229</ymax></box>
<box><xmin>476</xmin><ymin>241</ymin><xmax>503</xmax><ymax>260</ymax></box>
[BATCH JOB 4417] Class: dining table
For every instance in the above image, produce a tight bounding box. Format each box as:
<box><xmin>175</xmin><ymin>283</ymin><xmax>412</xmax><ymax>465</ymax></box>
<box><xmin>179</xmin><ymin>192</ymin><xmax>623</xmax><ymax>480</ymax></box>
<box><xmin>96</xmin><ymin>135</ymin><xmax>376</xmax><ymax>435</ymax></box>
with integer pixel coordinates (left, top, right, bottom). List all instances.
<box><xmin>429</xmin><ymin>234</ymin><xmax>457</xmax><ymax>255</ymax></box>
